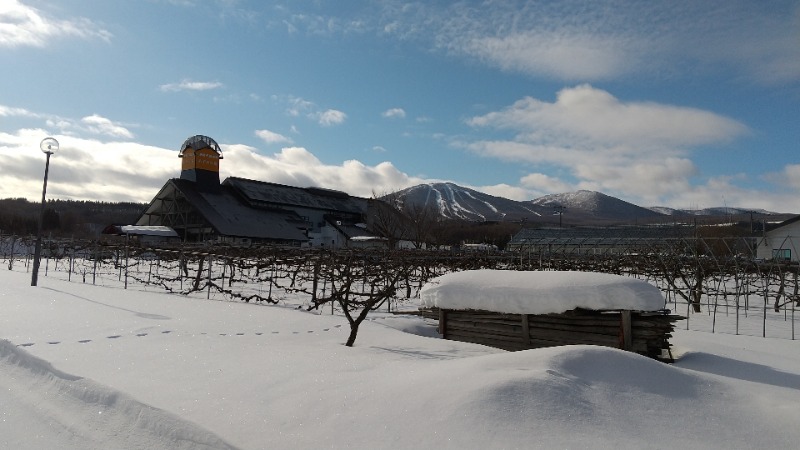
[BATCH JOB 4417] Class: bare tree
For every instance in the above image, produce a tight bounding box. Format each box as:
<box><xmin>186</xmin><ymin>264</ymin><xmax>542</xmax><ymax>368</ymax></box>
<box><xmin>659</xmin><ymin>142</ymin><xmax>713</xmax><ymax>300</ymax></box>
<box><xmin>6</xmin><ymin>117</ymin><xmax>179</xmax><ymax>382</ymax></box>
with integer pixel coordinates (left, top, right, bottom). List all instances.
<box><xmin>367</xmin><ymin>191</ymin><xmax>413</xmax><ymax>249</ymax></box>
<box><xmin>310</xmin><ymin>249</ymin><xmax>404</xmax><ymax>346</ymax></box>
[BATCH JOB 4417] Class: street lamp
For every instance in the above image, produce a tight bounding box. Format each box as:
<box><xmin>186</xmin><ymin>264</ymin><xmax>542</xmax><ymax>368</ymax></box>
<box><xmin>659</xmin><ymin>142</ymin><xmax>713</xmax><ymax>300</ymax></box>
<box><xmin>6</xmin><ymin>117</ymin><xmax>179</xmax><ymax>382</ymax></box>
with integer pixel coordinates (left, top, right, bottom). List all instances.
<box><xmin>553</xmin><ymin>205</ymin><xmax>566</xmax><ymax>228</ymax></box>
<box><xmin>31</xmin><ymin>137</ymin><xmax>58</xmax><ymax>286</ymax></box>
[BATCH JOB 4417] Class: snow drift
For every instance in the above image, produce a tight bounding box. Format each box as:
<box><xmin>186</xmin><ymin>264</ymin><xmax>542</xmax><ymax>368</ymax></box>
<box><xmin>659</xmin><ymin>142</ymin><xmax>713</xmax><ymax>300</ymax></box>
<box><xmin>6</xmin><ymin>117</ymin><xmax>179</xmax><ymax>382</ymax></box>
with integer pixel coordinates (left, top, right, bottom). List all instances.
<box><xmin>0</xmin><ymin>340</ymin><xmax>235</xmax><ymax>450</ymax></box>
<box><xmin>420</xmin><ymin>270</ymin><xmax>665</xmax><ymax>314</ymax></box>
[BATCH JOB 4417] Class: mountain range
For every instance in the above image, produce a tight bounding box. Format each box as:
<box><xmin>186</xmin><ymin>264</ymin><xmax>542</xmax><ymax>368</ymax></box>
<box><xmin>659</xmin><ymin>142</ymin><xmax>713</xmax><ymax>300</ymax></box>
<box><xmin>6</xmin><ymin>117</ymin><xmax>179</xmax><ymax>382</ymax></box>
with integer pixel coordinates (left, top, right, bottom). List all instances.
<box><xmin>387</xmin><ymin>182</ymin><xmax>791</xmax><ymax>226</ymax></box>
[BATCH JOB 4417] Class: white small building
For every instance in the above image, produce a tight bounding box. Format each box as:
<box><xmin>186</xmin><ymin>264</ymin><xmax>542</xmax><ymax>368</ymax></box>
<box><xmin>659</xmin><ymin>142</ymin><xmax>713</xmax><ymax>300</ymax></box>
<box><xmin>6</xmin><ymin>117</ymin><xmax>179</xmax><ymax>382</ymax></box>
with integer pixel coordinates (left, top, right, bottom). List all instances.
<box><xmin>756</xmin><ymin>216</ymin><xmax>800</xmax><ymax>262</ymax></box>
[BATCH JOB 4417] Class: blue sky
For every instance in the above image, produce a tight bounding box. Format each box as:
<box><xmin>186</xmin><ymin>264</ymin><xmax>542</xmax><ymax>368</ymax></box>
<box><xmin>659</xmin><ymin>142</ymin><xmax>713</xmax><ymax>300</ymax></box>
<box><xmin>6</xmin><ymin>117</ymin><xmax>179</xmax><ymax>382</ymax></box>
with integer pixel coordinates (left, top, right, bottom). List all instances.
<box><xmin>1</xmin><ymin>0</ymin><xmax>798</xmax><ymax>212</ymax></box>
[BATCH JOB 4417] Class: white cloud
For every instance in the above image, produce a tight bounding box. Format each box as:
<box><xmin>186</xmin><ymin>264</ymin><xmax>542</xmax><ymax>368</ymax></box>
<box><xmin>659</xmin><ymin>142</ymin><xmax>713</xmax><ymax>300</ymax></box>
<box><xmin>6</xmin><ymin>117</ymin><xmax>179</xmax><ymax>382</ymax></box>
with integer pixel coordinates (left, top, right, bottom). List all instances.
<box><xmin>220</xmin><ymin>146</ymin><xmax>421</xmax><ymax>197</ymax></box>
<box><xmin>382</xmin><ymin>108</ymin><xmax>406</xmax><ymax>119</ymax></box>
<box><xmin>1</xmin><ymin>104</ymin><xmax>135</xmax><ymax>140</ymax></box>
<box><xmin>464</xmin><ymin>32</ymin><xmax>637</xmax><ymax>81</ymax></box>
<box><xmin>0</xmin><ymin>0</ymin><xmax>112</xmax><ymax>48</ymax></box>
<box><xmin>466</xmin><ymin>85</ymin><xmax>749</xmax><ymax>206</ymax></box>
<box><xmin>276</xmin><ymin>96</ymin><xmax>347</xmax><ymax>127</ymax></box>
<box><xmin>0</xmin><ymin>130</ymin><xmax>175</xmax><ymax>203</ymax></box>
<box><xmin>315</xmin><ymin>109</ymin><xmax>347</xmax><ymax>127</ymax></box>
<box><xmin>765</xmin><ymin>164</ymin><xmax>800</xmax><ymax>191</ymax></box>
<box><xmin>520</xmin><ymin>173</ymin><xmax>573</xmax><ymax>195</ymax></box>
<box><xmin>469</xmin><ymin>85</ymin><xmax>748</xmax><ymax>149</ymax></box>
<box><xmin>262</xmin><ymin>1</ymin><xmax>800</xmax><ymax>85</ymax></box>
<box><xmin>0</xmin><ymin>105</ymin><xmax>42</xmax><ymax>118</ymax></box>
<box><xmin>81</xmin><ymin>114</ymin><xmax>134</xmax><ymax>139</ymax></box>
<box><xmin>255</xmin><ymin>129</ymin><xmax>293</xmax><ymax>145</ymax></box>
<box><xmin>369</xmin><ymin>0</ymin><xmax>800</xmax><ymax>85</ymax></box>
<box><xmin>478</xmin><ymin>183</ymin><xmax>534</xmax><ymax>202</ymax></box>
<box><xmin>159</xmin><ymin>79</ymin><xmax>224</xmax><ymax>92</ymax></box>
<box><xmin>283</xmin><ymin>96</ymin><xmax>314</xmax><ymax>117</ymax></box>
<box><xmin>0</xmin><ymin>128</ymin><xmax>425</xmax><ymax>202</ymax></box>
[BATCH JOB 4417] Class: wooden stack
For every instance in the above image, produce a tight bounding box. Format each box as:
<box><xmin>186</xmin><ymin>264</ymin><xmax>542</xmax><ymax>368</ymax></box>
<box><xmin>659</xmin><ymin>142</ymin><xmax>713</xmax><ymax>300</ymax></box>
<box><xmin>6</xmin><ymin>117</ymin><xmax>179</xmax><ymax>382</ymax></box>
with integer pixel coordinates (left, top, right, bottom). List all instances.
<box><xmin>433</xmin><ymin>308</ymin><xmax>681</xmax><ymax>361</ymax></box>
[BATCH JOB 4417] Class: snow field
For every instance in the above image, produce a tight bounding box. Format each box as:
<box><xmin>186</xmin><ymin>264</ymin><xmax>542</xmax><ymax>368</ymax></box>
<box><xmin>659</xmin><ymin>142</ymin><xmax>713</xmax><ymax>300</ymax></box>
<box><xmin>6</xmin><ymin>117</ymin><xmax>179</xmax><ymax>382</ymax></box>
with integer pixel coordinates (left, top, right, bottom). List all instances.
<box><xmin>1</xmin><ymin>268</ymin><xmax>799</xmax><ymax>449</ymax></box>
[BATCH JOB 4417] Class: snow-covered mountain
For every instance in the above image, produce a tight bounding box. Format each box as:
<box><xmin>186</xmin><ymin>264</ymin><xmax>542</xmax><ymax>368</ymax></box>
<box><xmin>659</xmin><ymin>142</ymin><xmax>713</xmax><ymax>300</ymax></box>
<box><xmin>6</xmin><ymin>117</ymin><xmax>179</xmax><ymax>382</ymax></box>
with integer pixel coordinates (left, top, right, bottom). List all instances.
<box><xmin>531</xmin><ymin>190</ymin><xmax>664</xmax><ymax>223</ymax></box>
<box><xmin>389</xmin><ymin>182</ymin><xmax>548</xmax><ymax>222</ymax></box>
<box><xmin>388</xmin><ymin>183</ymin><xmax>786</xmax><ymax>225</ymax></box>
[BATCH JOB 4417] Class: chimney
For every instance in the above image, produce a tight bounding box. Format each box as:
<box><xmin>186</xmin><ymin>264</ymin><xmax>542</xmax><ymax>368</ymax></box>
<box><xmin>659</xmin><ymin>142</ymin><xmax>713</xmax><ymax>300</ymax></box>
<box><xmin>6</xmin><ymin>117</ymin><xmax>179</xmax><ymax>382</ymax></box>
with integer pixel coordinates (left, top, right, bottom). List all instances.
<box><xmin>179</xmin><ymin>135</ymin><xmax>222</xmax><ymax>190</ymax></box>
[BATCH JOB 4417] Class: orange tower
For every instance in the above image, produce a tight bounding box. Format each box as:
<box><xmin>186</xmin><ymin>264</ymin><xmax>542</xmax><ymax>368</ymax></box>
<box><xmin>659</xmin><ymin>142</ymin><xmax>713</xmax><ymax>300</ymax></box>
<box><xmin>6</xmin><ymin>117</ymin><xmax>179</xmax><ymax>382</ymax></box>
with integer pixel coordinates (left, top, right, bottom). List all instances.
<box><xmin>179</xmin><ymin>135</ymin><xmax>223</xmax><ymax>190</ymax></box>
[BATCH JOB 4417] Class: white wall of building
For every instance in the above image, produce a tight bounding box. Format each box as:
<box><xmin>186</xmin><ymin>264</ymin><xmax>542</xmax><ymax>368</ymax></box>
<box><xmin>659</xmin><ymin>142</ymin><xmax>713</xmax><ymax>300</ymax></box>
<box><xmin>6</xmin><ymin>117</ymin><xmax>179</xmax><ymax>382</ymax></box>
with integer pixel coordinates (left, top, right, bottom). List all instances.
<box><xmin>756</xmin><ymin>219</ymin><xmax>800</xmax><ymax>261</ymax></box>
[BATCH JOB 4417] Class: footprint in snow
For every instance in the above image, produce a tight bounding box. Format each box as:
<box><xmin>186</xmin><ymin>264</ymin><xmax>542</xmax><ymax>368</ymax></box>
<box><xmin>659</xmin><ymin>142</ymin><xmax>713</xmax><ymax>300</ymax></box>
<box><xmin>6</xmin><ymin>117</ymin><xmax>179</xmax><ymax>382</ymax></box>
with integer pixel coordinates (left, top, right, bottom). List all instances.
<box><xmin>48</xmin><ymin>341</ymin><xmax>60</xmax><ymax>345</ymax></box>
<box><xmin>79</xmin><ymin>339</ymin><xmax>91</xmax><ymax>343</ymax></box>
<box><xmin>19</xmin><ymin>343</ymin><xmax>34</xmax><ymax>347</ymax></box>
<box><xmin>136</xmin><ymin>333</ymin><xmax>147</xmax><ymax>337</ymax></box>
<box><xmin>107</xmin><ymin>335</ymin><xmax>121</xmax><ymax>339</ymax></box>
<box><xmin>236</xmin><ymin>333</ymin><xmax>244</xmax><ymax>336</ymax></box>
<box><xmin>161</xmin><ymin>330</ymin><xmax>172</xmax><ymax>334</ymax></box>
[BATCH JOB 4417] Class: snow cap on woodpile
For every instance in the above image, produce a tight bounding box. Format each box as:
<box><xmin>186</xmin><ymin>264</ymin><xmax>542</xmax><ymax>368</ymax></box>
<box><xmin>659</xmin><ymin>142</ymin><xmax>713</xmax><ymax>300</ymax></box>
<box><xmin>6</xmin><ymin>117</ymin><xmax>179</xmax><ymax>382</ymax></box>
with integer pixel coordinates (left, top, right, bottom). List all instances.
<box><xmin>420</xmin><ymin>270</ymin><xmax>664</xmax><ymax>315</ymax></box>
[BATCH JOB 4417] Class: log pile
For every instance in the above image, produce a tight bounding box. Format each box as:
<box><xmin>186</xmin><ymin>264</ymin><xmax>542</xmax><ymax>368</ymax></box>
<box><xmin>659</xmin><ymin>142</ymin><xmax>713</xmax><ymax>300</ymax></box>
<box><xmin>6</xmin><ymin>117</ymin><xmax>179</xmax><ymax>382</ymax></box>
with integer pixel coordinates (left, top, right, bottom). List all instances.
<box><xmin>434</xmin><ymin>308</ymin><xmax>681</xmax><ymax>361</ymax></box>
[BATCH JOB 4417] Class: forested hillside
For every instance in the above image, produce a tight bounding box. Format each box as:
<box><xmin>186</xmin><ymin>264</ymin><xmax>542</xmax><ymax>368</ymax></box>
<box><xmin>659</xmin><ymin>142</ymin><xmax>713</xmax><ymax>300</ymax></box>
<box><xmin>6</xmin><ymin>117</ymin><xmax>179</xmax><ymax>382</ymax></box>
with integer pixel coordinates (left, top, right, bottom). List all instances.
<box><xmin>0</xmin><ymin>198</ymin><xmax>146</xmax><ymax>237</ymax></box>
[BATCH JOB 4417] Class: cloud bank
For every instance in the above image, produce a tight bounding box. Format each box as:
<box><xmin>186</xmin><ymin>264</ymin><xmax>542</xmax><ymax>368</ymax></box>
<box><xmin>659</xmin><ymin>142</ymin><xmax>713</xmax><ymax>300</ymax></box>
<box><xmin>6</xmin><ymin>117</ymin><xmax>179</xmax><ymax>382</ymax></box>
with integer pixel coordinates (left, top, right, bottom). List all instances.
<box><xmin>465</xmin><ymin>84</ymin><xmax>752</xmax><ymax>206</ymax></box>
<box><xmin>0</xmin><ymin>0</ymin><xmax>112</xmax><ymax>48</ymax></box>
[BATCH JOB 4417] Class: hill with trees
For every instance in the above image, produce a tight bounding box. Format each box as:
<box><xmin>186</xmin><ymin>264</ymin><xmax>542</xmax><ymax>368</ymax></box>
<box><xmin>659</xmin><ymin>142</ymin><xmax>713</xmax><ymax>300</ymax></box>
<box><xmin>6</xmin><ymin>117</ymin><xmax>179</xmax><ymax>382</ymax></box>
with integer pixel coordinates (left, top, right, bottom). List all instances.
<box><xmin>0</xmin><ymin>198</ymin><xmax>145</xmax><ymax>238</ymax></box>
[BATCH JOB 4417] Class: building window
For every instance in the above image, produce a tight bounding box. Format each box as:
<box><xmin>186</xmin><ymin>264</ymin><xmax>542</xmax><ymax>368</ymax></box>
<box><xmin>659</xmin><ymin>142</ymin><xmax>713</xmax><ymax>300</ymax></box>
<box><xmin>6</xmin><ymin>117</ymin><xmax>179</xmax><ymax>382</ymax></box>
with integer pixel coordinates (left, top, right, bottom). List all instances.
<box><xmin>772</xmin><ymin>248</ymin><xmax>791</xmax><ymax>261</ymax></box>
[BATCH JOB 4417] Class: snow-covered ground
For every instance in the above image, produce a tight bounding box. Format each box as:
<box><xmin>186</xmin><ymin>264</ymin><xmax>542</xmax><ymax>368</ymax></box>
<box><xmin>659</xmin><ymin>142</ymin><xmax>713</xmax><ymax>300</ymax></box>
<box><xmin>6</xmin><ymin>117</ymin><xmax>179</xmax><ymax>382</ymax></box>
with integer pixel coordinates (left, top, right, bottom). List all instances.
<box><xmin>2</xmin><ymin>267</ymin><xmax>799</xmax><ymax>449</ymax></box>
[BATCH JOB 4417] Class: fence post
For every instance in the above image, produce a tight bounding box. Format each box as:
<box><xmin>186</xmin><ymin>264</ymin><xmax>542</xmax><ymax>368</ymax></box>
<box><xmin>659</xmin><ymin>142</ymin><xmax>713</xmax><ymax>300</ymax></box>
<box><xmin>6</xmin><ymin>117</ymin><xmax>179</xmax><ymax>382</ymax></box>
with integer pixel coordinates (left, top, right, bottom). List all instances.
<box><xmin>68</xmin><ymin>246</ymin><xmax>74</xmax><ymax>282</ymax></box>
<box><xmin>207</xmin><ymin>255</ymin><xmax>213</xmax><ymax>299</ymax></box>
<box><xmin>7</xmin><ymin>236</ymin><xmax>16</xmax><ymax>270</ymax></box>
<box><xmin>311</xmin><ymin>258</ymin><xmax>320</xmax><ymax>306</ymax></box>
<box><xmin>124</xmin><ymin>235</ymin><xmax>130</xmax><ymax>289</ymax></box>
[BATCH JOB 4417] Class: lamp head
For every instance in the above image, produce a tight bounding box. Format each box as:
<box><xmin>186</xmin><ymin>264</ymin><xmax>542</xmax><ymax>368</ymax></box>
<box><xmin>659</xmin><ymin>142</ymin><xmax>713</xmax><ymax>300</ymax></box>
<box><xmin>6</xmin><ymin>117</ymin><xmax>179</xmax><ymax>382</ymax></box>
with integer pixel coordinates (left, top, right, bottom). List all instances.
<box><xmin>40</xmin><ymin>137</ymin><xmax>59</xmax><ymax>154</ymax></box>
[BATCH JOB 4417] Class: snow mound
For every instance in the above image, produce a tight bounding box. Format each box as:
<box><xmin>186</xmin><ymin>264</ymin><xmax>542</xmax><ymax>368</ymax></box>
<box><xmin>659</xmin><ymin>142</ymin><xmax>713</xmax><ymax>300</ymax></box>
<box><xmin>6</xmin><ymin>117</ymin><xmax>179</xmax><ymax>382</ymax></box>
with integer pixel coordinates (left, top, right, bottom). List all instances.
<box><xmin>312</xmin><ymin>344</ymin><xmax>772</xmax><ymax>449</ymax></box>
<box><xmin>420</xmin><ymin>270</ymin><xmax>665</xmax><ymax>314</ymax></box>
<box><xmin>0</xmin><ymin>340</ymin><xmax>236</xmax><ymax>450</ymax></box>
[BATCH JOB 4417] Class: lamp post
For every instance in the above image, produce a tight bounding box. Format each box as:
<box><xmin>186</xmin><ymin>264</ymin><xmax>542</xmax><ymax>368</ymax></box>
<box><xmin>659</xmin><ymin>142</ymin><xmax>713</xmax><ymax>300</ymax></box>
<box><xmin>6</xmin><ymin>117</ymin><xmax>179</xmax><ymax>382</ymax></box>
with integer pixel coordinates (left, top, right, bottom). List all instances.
<box><xmin>553</xmin><ymin>205</ymin><xmax>566</xmax><ymax>228</ymax></box>
<box><xmin>31</xmin><ymin>137</ymin><xmax>58</xmax><ymax>287</ymax></box>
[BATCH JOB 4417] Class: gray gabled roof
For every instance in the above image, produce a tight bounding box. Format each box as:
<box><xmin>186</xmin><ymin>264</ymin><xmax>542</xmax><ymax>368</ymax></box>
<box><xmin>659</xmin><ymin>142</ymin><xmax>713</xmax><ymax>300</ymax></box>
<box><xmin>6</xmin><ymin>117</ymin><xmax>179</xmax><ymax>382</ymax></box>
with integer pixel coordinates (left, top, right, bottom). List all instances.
<box><xmin>224</xmin><ymin>177</ymin><xmax>370</xmax><ymax>214</ymax></box>
<box><xmin>138</xmin><ymin>179</ymin><xmax>310</xmax><ymax>241</ymax></box>
<box><xmin>765</xmin><ymin>215</ymin><xmax>800</xmax><ymax>233</ymax></box>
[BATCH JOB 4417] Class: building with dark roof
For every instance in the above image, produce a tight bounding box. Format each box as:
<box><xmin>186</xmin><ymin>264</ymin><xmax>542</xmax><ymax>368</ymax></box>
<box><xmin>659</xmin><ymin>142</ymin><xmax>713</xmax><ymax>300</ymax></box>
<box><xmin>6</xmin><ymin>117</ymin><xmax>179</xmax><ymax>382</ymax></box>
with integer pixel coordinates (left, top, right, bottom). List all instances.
<box><xmin>135</xmin><ymin>135</ymin><xmax>407</xmax><ymax>248</ymax></box>
<box><xmin>756</xmin><ymin>215</ymin><xmax>800</xmax><ymax>262</ymax></box>
<box><xmin>507</xmin><ymin>225</ymin><xmax>696</xmax><ymax>255</ymax></box>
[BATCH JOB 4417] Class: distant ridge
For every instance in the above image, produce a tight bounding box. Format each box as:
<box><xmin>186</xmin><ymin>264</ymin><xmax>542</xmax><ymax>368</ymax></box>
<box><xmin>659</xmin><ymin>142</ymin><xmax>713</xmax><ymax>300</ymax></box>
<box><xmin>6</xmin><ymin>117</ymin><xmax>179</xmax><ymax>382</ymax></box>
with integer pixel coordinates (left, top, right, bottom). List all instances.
<box><xmin>387</xmin><ymin>183</ymin><xmax>789</xmax><ymax>226</ymax></box>
<box><xmin>648</xmin><ymin>206</ymin><xmax>776</xmax><ymax>216</ymax></box>
<box><xmin>530</xmin><ymin>190</ymin><xmax>663</xmax><ymax>224</ymax></box>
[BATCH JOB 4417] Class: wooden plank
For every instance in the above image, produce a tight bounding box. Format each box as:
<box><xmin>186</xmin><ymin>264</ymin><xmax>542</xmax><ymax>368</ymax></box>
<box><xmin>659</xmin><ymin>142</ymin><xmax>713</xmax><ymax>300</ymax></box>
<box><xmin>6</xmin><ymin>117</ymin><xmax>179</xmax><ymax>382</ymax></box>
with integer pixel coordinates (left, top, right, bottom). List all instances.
<box><xmin>447</xmin><ymin>328</ymin><xmax>525</xmax><ymax>343</ymax></box>
<box><xmin>447</xmin><ymin>314</ymin><xmax>522</xmax><ymax>326</ymax></box>
<box><xmin>521</xmin><ymin>314</ymin><xmax>530</xmax><ymax>346</ymax></box>
<box><xmin>439</xmin><ymin>308</ymin><xmax>675</xmax><ymax>358</ymax></box>
<box><xmin>446</xmin><ymin>332</ymin><xmax>528</xmax><ymax>351</ymax></box>
<box><xmin>621</xmin><ymin>310</ymin><xmax>632</xmax><ymax>350</ymax></box>
<box><xmin>525</xmin><ymin>321</ymin><xmax>621</xmax><ymax>335</ymax></box>
<box><xmin>448</xmin><ymin>323</ymin><xmax>523</xmax><ymax>339</ymax></box>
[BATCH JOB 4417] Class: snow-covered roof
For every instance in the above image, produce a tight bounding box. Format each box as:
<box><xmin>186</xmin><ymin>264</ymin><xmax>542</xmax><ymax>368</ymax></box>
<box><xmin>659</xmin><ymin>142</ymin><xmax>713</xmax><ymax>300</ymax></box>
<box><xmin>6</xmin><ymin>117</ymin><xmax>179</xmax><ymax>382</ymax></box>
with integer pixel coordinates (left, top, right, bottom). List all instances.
<box><xmin>420</xmin><ymin>270</ymin><xmax>664</xmax><ymax>314</ymax></box>
<box><xmin>119</xmin><ymin>225</ymin><xmax>179</xmax><ymax>237</ymax></box>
